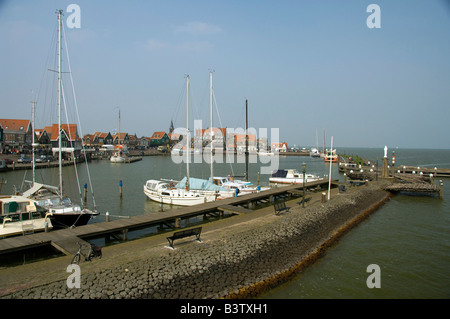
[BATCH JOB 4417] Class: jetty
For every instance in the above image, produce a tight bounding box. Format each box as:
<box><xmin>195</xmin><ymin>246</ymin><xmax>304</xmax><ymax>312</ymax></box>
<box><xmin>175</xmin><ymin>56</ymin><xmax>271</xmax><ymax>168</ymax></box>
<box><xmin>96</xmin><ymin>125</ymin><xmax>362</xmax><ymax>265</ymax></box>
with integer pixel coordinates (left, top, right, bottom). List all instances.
<box><xmin>0</xmin><ymin>179</ymin><xmax>337</xmax><ymax>257</ymax></box>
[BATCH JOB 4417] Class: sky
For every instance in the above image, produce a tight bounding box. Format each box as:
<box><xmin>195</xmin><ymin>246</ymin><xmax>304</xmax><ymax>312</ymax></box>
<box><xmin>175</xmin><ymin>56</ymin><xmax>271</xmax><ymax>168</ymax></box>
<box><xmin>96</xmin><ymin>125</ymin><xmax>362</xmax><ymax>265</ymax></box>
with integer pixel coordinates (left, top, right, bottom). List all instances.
<box><xmin>1</xmin><ymin>0</ymin><xmax>449</xmax><ymax>149</ymax></box>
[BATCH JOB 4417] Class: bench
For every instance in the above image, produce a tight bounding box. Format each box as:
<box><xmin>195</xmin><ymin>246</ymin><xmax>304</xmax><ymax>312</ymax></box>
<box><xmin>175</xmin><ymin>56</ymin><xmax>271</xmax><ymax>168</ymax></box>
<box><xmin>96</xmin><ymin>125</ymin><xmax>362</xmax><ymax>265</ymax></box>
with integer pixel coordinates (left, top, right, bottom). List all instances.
<box><xmin>273</xmin><ymin>201</ymin><xmax>290</xmax><ymax>215</ymax></box>
<box><xmin>166</xmin><ymin>227</ymin><xmax>202</xmax><ymax>249</ymax></box>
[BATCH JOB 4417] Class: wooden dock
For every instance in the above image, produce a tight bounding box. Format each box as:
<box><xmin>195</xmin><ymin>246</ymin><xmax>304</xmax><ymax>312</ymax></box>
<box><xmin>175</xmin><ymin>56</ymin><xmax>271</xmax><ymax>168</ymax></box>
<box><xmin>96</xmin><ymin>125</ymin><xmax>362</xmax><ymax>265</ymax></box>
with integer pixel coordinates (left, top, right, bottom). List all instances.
<box><xmin>0</xmin><ymin>179</ymin><xmax>337</xmax><ymax>256</ymax></box>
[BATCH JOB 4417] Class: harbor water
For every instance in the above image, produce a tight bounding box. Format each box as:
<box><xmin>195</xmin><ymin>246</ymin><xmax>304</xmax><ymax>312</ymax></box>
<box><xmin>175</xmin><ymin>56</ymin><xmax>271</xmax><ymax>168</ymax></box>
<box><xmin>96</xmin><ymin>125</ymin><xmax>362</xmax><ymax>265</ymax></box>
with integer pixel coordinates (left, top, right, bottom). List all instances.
<box><xmin>0</xmin><ymin>147</ymin><xmax>449</xmax><ymax>298</ymax></box>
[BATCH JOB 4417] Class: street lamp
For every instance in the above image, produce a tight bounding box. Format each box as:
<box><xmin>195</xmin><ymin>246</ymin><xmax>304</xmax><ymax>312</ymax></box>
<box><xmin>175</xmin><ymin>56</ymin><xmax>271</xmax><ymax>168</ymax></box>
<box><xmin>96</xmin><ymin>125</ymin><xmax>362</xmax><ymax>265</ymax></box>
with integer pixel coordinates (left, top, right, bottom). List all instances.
<box><xmin>302</xmin><ymin>162</ymin><xmax>306</xmax><ymax>208</ymax></box>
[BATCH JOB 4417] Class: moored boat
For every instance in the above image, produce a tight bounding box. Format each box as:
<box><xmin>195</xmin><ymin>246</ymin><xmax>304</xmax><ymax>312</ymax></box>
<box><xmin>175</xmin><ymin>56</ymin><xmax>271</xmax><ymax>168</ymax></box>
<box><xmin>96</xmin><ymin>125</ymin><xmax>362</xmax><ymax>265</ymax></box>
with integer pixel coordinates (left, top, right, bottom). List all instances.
<box><xmin>269</xmin><ymin>169</ymin><xmax>324</xmax><ymax>185</ymax></box>
<box><xmin>0</xmin><ymin>195</ymin><xmax>53</xmax><ymax>238</ymax></box>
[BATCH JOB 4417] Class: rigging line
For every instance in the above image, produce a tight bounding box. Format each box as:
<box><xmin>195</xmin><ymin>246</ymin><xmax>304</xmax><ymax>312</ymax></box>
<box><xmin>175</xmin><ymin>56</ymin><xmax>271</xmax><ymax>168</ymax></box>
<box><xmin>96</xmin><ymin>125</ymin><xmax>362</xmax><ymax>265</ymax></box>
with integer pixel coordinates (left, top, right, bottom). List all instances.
<box><xmin>62</xmin><ymin>23</ymin><xmax>97</xmax><ymax>210</ymax></box>
<box><xmin>212</xmin><ymin>90</ymin><xmax>234</xmax><ymax>177</ymax></box>
<box><xmin>60</xmin><ymin>80</ymin><xmax>83</xmax><ymax>205</ymax></box>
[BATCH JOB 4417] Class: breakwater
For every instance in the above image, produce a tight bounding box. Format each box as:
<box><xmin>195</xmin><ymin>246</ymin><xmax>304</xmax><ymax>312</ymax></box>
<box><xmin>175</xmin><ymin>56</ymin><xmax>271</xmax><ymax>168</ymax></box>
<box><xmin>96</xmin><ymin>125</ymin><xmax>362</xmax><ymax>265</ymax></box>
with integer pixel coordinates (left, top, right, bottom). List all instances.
<box><xmin>1</xmin><ymin>180</ymin><xmax>390</xmax><ymax>299</ymax></box>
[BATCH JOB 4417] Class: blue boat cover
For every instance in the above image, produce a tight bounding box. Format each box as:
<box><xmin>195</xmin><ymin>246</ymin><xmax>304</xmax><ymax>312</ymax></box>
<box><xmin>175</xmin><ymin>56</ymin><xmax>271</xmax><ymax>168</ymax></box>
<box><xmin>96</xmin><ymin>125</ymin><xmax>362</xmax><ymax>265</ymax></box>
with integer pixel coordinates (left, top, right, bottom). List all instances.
<box><xmin>175</xmin><ymin>177</ymin><xmax>228</xmax><ymax>192</ymax></box>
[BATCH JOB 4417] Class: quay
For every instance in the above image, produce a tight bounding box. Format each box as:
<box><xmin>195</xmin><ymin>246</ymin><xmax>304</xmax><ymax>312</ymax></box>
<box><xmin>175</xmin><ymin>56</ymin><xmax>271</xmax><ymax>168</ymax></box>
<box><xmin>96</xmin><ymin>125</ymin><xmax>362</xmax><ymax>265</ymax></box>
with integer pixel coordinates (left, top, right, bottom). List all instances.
<box><xmin>0</xmin><ymin>178</ymin><xmax>389</xmax><ymax>299</ymax></box>
<box><xmin>0</xmin><ymin>179</ymin><xmax>336</xmax><ymax>257</ymax></box>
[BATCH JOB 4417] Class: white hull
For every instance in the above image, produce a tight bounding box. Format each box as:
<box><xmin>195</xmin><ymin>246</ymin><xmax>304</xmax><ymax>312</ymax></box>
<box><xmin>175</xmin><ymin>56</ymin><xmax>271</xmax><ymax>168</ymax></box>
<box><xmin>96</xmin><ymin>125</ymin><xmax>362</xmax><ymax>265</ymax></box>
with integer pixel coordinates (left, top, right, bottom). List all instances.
<box><xmin>110</xmin><ymin>155</ymin><xmax>126</xmax><ymax>163</ymax></box>
<box><xmin>143</xmin><ymin>180</ymin><xmax>218</xmax><ymax>206</ymax></box>
<box><xmin>269</xmin><ymin>176</ymin><xmax>323</xmax><ymax>185</ymax></box>
<box><xmin>0</xmin><ymin>217</ymin><xmax>52</xmax><ymax>237</ymax></box>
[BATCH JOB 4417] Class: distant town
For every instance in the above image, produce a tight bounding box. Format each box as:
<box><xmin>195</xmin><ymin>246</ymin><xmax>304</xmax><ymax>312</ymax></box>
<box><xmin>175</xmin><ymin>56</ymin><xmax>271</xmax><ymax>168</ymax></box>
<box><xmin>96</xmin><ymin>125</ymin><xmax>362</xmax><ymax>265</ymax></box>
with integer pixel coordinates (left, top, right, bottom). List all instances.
<box><xmin>0</xmin><ymin>118</ymin><xmax>294</xmax><ymax>158</ymax></box>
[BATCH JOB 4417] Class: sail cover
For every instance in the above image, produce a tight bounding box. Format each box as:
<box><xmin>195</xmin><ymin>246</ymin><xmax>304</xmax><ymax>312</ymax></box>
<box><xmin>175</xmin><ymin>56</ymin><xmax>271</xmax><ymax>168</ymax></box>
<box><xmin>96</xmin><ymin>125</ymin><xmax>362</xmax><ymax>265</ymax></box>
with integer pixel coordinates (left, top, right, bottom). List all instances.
<box><xmin>175</xmin><ymin>177</ymin><xmax>227</xmax><ymax>192</ymax></box>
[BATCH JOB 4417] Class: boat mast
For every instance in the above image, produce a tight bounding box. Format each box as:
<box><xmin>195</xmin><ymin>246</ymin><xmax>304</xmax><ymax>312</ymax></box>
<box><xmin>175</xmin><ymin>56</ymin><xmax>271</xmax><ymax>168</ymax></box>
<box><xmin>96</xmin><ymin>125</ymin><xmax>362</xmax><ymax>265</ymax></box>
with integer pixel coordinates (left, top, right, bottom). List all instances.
<box><xmin>57</xmin><ymin>9</ymin><xmax>63</xmax><ymax>198</ymax></box>
<box><xmin>245</xmin><ymin>99</ymin><xmax>249</xmax><ymax>182</ymax></box>
<box><xmin>210</xmin><ymin>71</ymin><xmax>213</xmax><ymax>181</ymax></box>
<box><xmin>31</xmin><ymin>100</ymin><xmax>37</xmax><ymax>185</ymax></box>
<box><xmin>186</xmin><ymin>75</ymin><xmax>190</xmax><ymax>191</ymax></box>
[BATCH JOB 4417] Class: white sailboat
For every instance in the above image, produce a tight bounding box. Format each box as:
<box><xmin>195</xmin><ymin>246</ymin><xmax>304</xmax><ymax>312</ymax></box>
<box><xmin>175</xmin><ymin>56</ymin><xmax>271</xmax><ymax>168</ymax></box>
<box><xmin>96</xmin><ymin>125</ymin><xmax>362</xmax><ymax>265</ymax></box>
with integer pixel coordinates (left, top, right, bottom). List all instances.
<box><xmin>143</xmin><ymin>75</ymin><xmax>217</xmax><ymax>206</ymax></box>
<box><xmin>23</xmin><ymin>10</ymin><xmax>99</xmax><ymax>229</ymax></box>
<box><xmin>110</xmin><ymin>108</ymin><xmax>127</xmax><ymax>163</ymax></box>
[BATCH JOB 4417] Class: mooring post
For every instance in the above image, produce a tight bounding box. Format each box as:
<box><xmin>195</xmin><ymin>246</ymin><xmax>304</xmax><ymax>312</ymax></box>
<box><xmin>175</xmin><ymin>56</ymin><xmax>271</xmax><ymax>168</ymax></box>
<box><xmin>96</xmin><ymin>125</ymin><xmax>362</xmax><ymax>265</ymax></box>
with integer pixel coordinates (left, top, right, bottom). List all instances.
<box><xmin>119</xmin><ymin>180</ymin><xmax>123</xmax><ymax>198</ymax></box>
<box><xmin>106</xmin><ymin>211</ymin><xmax>110</xmax><ymax>222</ymax></box>
<box><xmin>439</xmin><ymin>180</ymin><xmax>444</xmax><ymax>199</ymax></box>
<box><xmin>84</xmin><ymin>183</ymin><xmax>87</xmax><ymax>202</ymax></box>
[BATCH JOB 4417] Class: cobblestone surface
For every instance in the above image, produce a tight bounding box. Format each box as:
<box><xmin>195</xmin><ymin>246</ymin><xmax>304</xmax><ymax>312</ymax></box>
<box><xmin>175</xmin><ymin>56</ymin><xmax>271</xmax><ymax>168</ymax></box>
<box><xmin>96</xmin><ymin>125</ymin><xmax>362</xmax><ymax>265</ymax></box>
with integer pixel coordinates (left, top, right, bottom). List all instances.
<box><xmin>1</xmin><ymin>182</ymin><xmax>390</xmax><ymax>299</ymax></box>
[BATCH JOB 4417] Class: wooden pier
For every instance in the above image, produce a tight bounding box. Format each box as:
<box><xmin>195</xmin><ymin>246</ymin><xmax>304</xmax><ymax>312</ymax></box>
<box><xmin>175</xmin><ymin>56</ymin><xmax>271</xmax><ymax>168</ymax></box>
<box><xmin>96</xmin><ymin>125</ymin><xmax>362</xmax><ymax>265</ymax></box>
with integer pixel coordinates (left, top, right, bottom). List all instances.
<box><xmin>0</xmin><ymin>179</ymin><xmax>337</xmax><ymax>257</ymax></box>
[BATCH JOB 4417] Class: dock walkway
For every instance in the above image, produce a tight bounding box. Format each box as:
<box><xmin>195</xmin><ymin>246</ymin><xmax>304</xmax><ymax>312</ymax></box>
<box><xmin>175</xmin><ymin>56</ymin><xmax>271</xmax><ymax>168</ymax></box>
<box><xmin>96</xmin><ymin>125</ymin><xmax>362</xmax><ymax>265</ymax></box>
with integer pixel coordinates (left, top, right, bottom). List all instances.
<box><xmin>0</xmin><ymin>179</ymin><xmax>336</xmax><ymax>256</ymax></box>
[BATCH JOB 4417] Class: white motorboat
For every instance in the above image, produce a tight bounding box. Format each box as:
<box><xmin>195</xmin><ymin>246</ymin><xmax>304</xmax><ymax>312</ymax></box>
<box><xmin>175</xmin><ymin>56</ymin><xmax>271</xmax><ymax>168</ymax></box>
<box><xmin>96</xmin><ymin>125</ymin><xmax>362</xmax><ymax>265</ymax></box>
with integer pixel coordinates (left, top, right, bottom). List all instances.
<box><xmin>0</xmin><ymin>195</ymin><xmax>53</xmax><ymax>238</ymax></box>
<box><xmin>269</xmin><ymin>169</ymin><xmax>324</xmax><ymax>185</ymax></box>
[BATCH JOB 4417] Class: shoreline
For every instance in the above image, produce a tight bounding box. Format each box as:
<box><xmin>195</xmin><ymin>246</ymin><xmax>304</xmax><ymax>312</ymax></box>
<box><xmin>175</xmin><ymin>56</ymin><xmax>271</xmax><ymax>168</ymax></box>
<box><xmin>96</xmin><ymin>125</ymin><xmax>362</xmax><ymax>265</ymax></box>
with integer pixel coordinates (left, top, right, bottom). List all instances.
<box><xmin>0</xmin><ymin>180</ymin><xmax>391</xmax><ymax>299</ymax></box>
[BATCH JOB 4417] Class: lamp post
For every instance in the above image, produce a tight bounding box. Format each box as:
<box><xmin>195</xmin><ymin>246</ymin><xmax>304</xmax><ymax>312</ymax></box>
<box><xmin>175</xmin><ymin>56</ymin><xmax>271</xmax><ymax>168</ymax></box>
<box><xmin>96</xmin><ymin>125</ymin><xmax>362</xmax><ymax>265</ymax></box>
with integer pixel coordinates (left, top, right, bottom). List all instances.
<box><xmin>302</xmin><ymin>162</ymin><xmax>306</xmax><ymax>208</ymax></box>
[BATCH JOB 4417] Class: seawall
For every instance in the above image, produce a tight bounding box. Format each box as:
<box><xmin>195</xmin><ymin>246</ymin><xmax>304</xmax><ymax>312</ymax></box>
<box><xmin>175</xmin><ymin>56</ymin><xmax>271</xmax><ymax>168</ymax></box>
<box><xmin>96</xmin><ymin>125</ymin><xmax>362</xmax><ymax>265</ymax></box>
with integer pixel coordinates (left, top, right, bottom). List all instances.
<box><xmin>1</xmin><ymin>181</ymin><xmax>391</xmax><ymax>299</ymax></box>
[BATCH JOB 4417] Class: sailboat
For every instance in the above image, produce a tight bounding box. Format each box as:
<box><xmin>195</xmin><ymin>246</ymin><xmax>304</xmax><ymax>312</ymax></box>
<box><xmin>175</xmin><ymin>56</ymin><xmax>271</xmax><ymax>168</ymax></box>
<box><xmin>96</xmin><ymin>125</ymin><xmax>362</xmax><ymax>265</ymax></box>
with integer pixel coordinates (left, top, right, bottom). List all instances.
<box><xmin>143</xmin><ymin>75</ymin><xmax>218</xmax><ymax>206</ymax></box>
<box><xmin>22</xmin><ymin>10</ymin><xmax>99</xmax><ymax>229</ymax></box>
<box><xmin>110</xmin><ymin>108</ymin><xmax>127</xmax><ymax>163</ymax></box>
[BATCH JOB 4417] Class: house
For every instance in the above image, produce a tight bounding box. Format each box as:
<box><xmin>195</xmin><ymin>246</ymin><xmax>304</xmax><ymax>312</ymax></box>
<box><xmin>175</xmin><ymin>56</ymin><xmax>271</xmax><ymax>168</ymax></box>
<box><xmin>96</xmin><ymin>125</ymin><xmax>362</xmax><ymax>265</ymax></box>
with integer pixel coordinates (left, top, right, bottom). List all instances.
<box><xmin>94</xmin><ymin>132</ymin><xmax>114</xmax><ymax>145</ymax></box>
<box><xmin>35</xmin><ymin>128</ymin><xmax>51</xmax><ymax>146</ymax></box>
<box><xmin>203</xmin><ymin>127</ymin><xmax>227</xmax><ymax>151</ymax></box>
<box><xmin>235</xmin><ymin>134</ymin><xmax>257</xmax><ymax>152</ymax></box>
<box><xmin>0</xmin><ymin>119</ymin><xmax>32</xmax><ymax>152</ymax></box>
<box><xmin>150</xmin><ymin>131</ymin><xmax>170</xmax><ymax>147</ymax></box>
<box><xmin>271</xmin><ymin>142</ymin><xmax>288</xmax><ymax>152</ymax></box>
<box><xmin>112</xmin><ymin>132</ymin><xmax>129</xmax><ymax>146</ymax></box>
<box><xmin>49</xmin><ymin>123</ymin><xmax>82</xmax><ymax>156</ymax></box>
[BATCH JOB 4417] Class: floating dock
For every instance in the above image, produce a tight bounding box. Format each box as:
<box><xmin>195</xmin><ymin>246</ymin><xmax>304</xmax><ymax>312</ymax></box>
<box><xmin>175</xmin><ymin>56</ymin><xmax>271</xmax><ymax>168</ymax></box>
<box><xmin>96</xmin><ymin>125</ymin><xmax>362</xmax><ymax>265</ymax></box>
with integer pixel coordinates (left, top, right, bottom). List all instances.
<box><xmin>0</xmin><ymin>179</ymin><xmax>337</xmax><ymax>257</ymax></box>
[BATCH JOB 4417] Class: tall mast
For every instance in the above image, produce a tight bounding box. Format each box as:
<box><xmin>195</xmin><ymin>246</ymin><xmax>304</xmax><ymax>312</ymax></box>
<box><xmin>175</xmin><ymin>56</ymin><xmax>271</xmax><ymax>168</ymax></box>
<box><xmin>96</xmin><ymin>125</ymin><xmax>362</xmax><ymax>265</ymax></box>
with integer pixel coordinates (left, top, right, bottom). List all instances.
<box><xmin>31</xmin><ymin>100</ymin><xmax>37</xmax><ymax>185</ymax></box>
<box><xmin>186</xmin><ymin>75</ymin><xmax>190</xmax><ymax>191</ymax></box>
<box><xmin>57</xmin><ymin>9</ymin><xmax>63</xmax><ymax>198</ymax></box>
<box><xmin>210</xmin><ymin>71</ymin><xmax>213</xmax><ymax>181</ymax></box>
<box><xmin>118</xmin><ymin>107</ymin><xmax>121</xmax><ymax>145</ymax></box>
<box><xmin>245</xmin><ymin>99</ymin><xmax>249</xmax><ymax>182</ymax></box>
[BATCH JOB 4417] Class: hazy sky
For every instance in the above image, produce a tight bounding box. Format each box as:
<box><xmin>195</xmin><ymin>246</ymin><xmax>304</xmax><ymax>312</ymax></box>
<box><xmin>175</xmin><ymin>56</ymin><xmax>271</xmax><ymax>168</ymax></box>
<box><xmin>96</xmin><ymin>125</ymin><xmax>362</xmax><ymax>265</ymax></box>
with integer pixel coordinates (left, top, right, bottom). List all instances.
<box><xmin>1</xmin><ymin>0</ymin><xmax>449</xmax><ymax>149</ymax></box>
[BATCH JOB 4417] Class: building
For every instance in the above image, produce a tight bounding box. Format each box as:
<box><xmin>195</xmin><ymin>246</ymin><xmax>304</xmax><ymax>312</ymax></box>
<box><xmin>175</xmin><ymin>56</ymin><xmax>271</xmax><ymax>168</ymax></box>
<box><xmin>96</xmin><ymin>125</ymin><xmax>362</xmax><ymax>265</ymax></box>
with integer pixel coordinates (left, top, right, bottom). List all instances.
<box><xmin>271</xmin><ymin>142</ymin><xmax>288</xmax><ymax>152</ymax></box>
<box><xmin>0</xmin><ymin>119</ymin><xmax>32</xmax><ymax>152</ymax></box>
<box><xmin>150</xmin><ymin>131</ymin><xmax>170</xmax><ymax>147</ymax></box>
<box><xmin>49</xmin><ymin>123</ymin><xmax>82</xmax><ymax>158</ymax></box>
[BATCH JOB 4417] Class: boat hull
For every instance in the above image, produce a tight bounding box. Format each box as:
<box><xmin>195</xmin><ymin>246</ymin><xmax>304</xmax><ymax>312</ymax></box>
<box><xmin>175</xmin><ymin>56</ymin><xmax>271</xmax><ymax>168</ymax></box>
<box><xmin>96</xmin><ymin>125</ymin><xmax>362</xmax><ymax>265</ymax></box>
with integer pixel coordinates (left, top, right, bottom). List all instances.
<box><xmin>143</xmin><ymin>187</ymin><xmax>217</xmax><ymax>206</ymax></box>
<box><xmin>50</xmin><ymin>212</ymin><xmax>98</xmax><ymax>229</ymax></box>
<box><xmin>0</xmin><ymin>218</ymin><xmax>52</xmax><ymax>238</ymax></box>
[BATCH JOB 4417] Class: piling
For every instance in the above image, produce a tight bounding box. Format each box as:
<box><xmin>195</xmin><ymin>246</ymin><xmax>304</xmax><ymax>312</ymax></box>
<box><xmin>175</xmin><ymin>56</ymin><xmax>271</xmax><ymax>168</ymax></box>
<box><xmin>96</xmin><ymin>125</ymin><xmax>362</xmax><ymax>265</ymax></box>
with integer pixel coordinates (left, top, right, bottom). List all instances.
<box><xmin>83</xmin><ymin>183</ymin><xmax>87</xmax><ymax>202</ymax></box>
<box><xmin>119</xmin><ymin>180</ymin><xmax>123</xmax><ymax>198</ymax></box>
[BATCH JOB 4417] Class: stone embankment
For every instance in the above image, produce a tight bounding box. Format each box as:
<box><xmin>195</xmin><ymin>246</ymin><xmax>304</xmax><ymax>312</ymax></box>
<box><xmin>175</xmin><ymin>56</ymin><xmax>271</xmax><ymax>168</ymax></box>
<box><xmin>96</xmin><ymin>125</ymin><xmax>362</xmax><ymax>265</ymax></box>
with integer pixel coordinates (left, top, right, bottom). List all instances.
<box><xmin>2</xmin><ymin>181</ymin><xmax>390</xmax><ymax>299</ymax></box>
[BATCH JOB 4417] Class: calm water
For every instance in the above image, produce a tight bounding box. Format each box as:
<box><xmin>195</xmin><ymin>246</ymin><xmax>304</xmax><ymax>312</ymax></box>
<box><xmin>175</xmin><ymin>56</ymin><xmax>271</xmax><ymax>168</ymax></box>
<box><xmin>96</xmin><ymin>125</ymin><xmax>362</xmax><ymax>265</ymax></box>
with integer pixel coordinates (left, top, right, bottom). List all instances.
<box><xmin>1</xmin><ymin>147</ymin><xmax>449</xmax><ymax>298</ymax></box>
<box><xmin>260</xmin><ymin>147</ymin><xmax>450</xmax><ymax>299</ymax></box>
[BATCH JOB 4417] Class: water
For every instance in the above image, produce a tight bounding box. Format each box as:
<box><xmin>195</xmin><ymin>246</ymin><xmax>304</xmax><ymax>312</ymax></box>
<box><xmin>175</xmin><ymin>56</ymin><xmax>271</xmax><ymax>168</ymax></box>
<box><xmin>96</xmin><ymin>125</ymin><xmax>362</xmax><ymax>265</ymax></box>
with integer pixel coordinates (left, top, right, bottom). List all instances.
<box><xmin>1</xmin><ymin>147</ymin><xmax>449</xmax><ymax>298</ymax></box>
<box><xmin>260</xmin><ymin>147</ymin><xmax>450</xmax><ymax>299</ymax></box>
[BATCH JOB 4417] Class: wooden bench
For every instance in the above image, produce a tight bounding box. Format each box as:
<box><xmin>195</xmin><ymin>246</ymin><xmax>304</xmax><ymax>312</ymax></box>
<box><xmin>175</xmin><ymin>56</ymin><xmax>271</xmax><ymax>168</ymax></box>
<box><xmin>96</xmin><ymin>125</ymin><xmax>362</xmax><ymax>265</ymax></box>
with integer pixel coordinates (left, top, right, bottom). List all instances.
<box><xmin>166</xmin><ymin>227</ymin><xmax>202</xmax><ymax>249</ymax></box>
<box><xmin>273</xmin><ymin>201</ymin><xmax>290</xmax><ymax>215</ymax></box>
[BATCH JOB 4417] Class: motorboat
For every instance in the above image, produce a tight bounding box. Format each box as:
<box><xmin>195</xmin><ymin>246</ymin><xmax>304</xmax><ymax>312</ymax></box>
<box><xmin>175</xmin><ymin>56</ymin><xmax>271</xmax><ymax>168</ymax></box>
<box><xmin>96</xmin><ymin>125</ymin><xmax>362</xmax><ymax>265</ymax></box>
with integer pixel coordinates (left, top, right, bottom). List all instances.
<box><xmin>269</xmin><ymin>169</ymin><xmax>324</xmax><ymax>185</ymax></box>
<box><xmin>324</xmin><ymin>149</ymin><xmax>338</xmax><ymax>162</ymax></box>
<box><xmin>0</xmin><ymin>194</ymin><xmax>53</xmax><ymax>238</ymax></box>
